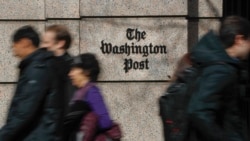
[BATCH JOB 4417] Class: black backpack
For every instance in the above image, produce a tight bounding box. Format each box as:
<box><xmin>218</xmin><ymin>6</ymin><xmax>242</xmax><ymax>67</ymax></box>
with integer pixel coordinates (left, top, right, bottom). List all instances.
<box><xmin>159</xmin><ymin>65</ymin><xmax>200</xmax><ymax>141</ymax></box>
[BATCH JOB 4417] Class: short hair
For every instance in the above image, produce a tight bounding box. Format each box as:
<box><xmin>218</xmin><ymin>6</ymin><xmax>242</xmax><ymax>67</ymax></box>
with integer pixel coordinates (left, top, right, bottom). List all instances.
<box><xmin>71</xmin><ymin>53</ymin><xmax>100</xmax><ymax>82</ymax></box>
<box><xmin>12</xmin><ymin>25</ymin><xmax>40</xmax><ymax>47</ymax></box>
<box><xmin>45</xmin><ymin>25</ymin><xmax>72</xmax><ymax>49</ymax></box>
<box><xmin>219</xmin><ymin>16</ymin><xmax>250</xmax><ymax>48</ymax></box>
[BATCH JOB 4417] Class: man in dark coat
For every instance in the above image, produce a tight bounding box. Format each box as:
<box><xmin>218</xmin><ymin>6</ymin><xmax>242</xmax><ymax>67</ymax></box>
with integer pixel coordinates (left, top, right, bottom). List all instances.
<box><xmin>41</xmin><ymin>24</ymin><xmax>75</xmax><ymax>116</ymax></box>
<box><xmin>188</xmin><ymin>16</ymin><xmax>250</xmax><ymax>141</ymax></box>
<box><xmin>0</xmin><ymin>26</ymin><xmax>62</xmax><ymax>141</ymax></box>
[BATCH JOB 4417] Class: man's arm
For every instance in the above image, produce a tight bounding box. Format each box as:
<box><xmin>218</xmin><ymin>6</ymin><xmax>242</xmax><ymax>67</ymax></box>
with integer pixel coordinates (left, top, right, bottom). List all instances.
<box><xmin>86</xmin><ymin>87</ymin><xmax>113</xmax><ymax>130</ymax></box>
<box><xmin>0</xmin><ymin>66</ymin><xmax>50</xmax><ymax>141</ymax></box>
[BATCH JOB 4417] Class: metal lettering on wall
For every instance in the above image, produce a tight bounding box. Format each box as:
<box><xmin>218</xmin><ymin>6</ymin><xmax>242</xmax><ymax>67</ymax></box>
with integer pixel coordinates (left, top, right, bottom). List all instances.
<box><xmin>100</xmin><ymin>28</ymin><xmax>167</xmax><ymax>73</ymax></box>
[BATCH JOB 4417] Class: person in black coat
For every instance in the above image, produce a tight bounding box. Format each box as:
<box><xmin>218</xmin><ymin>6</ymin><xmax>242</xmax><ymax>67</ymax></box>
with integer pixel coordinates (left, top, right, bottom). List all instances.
<box><xmin>187</xmin><ymin>16</ymin><xmax>250</xmax><ymax>141</ymax></box>
<box><xmin>0</xmin><ymin>26</ymin><xmax>62</xmax><ymax>141</ymax></box>
<box><xmin>41</xmin><ymin>24</ymin><xmax>75</xmax><ymax>116</ymax></box>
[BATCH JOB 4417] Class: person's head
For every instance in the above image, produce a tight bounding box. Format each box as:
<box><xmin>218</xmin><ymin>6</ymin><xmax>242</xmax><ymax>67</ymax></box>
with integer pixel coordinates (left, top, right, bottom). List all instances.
<box><xmin>219</xmin><ymin>16</ymin><xmax>250</xmax><ymax>60</ymax></box>
<box><xmin>68</xmin><ymin>53</ymin><xmax>100</xmax><ymax>88</ymax></box>
<box><xmin>41</xmin><ymin>24</ymin><xmax>72</xmax><ymax>56</ymax></box>
<box><xmin>12</xmin><ymin>25</ymin><xmax>40</xmax><ymax>59</ymax></box>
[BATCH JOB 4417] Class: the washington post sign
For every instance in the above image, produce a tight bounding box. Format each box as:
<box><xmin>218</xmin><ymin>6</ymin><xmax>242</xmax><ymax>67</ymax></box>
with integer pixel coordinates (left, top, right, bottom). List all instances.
<box><xmin>80</xmin><ymin>18</ymin><xmax>187</xmax><ymax>81</ymax></box>
<box><xmin>100</xmin><ymin>28</ymin><xmax>168</xmax><ymax>73</ymax></box>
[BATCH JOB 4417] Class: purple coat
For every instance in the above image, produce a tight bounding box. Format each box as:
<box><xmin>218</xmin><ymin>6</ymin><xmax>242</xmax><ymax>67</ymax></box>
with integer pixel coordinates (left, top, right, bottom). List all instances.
<box><xmin>72</xmin><ymin>83</ymin><xmax>112</xmax><ymax>130</ymax></box>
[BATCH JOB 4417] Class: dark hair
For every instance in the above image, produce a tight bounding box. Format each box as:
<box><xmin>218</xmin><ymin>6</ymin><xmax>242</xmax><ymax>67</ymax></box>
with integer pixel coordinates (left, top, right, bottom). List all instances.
<box><xmin>171</xmin><ymin>53</ymin><xmax>192</xmax><ymax>82</ymax></box>
<box><xmin>45</xmin><ymin>25</ymin><xmax>72</xmax><ymax>49</ymax></box>
<box><xmin>12</xmin><ymin>25</ymin><xmax>40</xmax><ymax>47</ymax></box>
<box><xmin>219</xmin><ymin>16</ymin><xmax>250</xmax><ymax>48</ymax></box>
<box><xmin>71</xmin><ymin>53</ymin><xmax>100</xmax><ymax>82</ymax></box>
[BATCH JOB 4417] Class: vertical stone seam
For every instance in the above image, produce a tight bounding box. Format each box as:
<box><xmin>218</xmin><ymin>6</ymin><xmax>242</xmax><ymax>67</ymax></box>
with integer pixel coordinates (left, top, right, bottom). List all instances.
<box><xmin>44</xmin><ymin>0</ymin><xmax>46</xmax><ymax>20</ymax></box>
<box><xmin>78</xmin><ymin>0</ymin><xmax>81</xmax><ymax>54</ymax></box>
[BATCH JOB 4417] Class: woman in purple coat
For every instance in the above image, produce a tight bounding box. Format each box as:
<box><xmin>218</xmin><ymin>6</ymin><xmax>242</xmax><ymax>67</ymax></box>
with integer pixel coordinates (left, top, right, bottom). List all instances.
<box><xmin>67</xmin><ymin>53</ymin><xmax>114</xmax><ymax>141</ymax></box>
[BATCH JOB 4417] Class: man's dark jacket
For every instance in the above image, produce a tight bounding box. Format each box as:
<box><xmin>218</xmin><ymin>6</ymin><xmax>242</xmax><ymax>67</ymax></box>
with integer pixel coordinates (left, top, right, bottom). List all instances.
<box><xmin>0</xmin><ymin>48</ymin><xmax>63</xmax><ymax>141</ymax></box>
<box><xmin>54</xmin><ymin>52</ymin><xmax>75</xmax><ymax>115</ymax></box>
<box><xmin>187</xmin><ymin>31</ymin><xmax>247</xmax><ymax>141</ymax></box>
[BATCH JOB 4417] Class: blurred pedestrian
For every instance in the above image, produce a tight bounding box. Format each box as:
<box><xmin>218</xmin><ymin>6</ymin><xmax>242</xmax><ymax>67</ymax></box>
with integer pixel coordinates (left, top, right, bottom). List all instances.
<box><xmin>187</xmin><ymin>16</ymin><xmax>250</xmax><ymax>141</ymax></box>
<box><xmin>63</xmin><ymin>53</ymin><xmax>121</xmax><ymax>141</ymax></box>
<box><xmin>41</xmin><ymin>25</ymin><xmax>75</xmax><ymax>116</ymax></box>
<box><xmin>0</xmin><ymin>25</ymin><xmax>62</xmax><ymax>141</ymax></box>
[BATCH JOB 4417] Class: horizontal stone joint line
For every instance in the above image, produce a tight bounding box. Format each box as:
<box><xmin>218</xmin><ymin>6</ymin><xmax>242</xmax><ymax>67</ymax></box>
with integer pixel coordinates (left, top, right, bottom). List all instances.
<box><xmin>0</xmin><ymin>16</ymin><xmax>222</xmax><ymax>21</ymax></box>
<box><xmin>0</xmin><ymin>82</ymin><xmax>17</xmax><ymax>84</ymax></box>
<box><xmin>97</xmin><ymin>80</ymin><xmax>170</xmax><ymax>83</ymax></box>
<box><xmin>0</xmin><ymin>18</ymin><xmax>81</xmax><ymax>21</ymax></box>
<box><xmin>186</xmin><ymin>16</ymin><xmax>223</xmax><ymax>20</ymax></box>
<box><xmin>0</xmin><ymin>80</ymin><xmax>170</xmax><ymax>84</ymax></box>
<box><xmin>80</xmin><ymin>15</ymin><xmax>187</xmax><ymax>18</ymax></box>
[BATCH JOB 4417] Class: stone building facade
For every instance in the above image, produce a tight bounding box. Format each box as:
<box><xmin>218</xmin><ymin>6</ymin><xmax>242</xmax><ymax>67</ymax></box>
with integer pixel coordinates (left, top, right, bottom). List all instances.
<box><xmin>0</xmin><ymin>0</ymin><xmax>222</xmax><ymax>140</ymax></box>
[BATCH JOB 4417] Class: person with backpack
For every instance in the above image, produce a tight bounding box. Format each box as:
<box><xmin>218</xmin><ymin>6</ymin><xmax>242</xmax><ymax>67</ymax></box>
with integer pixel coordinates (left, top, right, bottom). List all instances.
<box><xmin>187</xmin><ymin>16</ymin><xmax>250</xmax><ymax>141</ymax></box>
<box><xmin>159</xmin><ymin>16</ymin><xmax>250</xmax><ymax>141</ymax></box>
<box><xmin>188</xmin><ymin>16</ymin><xmax>250</xmax><ymax>141</ymax></box>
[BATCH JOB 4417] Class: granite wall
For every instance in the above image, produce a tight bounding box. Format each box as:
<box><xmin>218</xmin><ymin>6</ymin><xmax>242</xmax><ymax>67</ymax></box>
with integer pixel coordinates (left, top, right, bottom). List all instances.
<box><xmin>0</xmin><ymin>0</ymin><xmax>222</xmax><ymax>140</ymax></box>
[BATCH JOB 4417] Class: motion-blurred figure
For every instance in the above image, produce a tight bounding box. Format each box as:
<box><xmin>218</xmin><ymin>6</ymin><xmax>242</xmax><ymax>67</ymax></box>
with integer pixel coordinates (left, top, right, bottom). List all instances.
<box><xmin>187</xmin><ymin>16</ymin><xmax>250</xmax><ymax>141</ymax></box>
<box><xmin>0</xmin><ymin>25</ymin><xmax>62</xmax><ymax>141</ymax></box>
<box><xmin>41</xmin><ymin>24</ymin><xmax>75</xmax><ymax>116</ymax></box>
<box><xmin>63</xmin><ymin>53</ymin><xmax>122</xmax><ymax>141</ymax></box>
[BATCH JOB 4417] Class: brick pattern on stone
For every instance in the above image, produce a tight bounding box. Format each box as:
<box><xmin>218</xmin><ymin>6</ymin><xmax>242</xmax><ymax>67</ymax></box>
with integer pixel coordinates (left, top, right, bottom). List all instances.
<box><xmin>0</xmin><ymin>1</ymin><xmax>221</xmax><ymax>141</ymax></box>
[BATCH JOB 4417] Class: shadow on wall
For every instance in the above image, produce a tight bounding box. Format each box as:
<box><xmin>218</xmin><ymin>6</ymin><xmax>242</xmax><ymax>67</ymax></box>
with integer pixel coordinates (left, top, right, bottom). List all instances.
<box><xmin>188</xmin><ymin>0</ymin><xmax>198</xmax><ymax>51</ymax></box>
<box><xmin>187</xmin><ymin>0</ymin><xmax>221</xmax><ymax>51</ymax></box>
